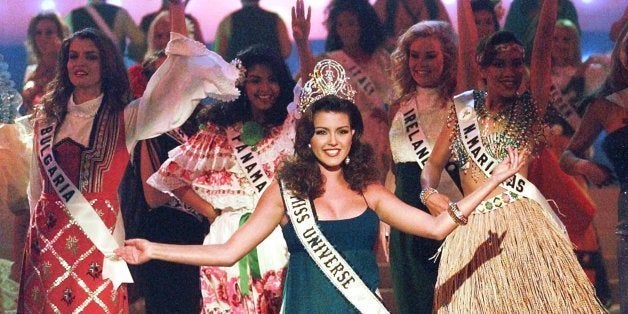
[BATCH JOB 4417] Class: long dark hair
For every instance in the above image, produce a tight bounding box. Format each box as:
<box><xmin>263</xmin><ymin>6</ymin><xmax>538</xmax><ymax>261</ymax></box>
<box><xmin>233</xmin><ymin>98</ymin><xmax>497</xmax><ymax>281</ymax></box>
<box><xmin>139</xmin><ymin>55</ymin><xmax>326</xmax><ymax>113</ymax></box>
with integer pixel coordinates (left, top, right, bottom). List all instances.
<box><xmin>324</xmin><ymin>0</ymin><xmax>385</xmax><ymax>54</ymax></box>
<box><xmin>278</xmin><ymin>95</ymin><xmax>379</xmax><ymax>199</ymax></box>
<box><xmin>199</xmin><ymin>45</ymin><xmax>295</xmax><ymax>128</ymax></box>
<box><xmin>41</xmin><ymin>28</ymin><xmax>129</xmax><ymax>123</ymax></box>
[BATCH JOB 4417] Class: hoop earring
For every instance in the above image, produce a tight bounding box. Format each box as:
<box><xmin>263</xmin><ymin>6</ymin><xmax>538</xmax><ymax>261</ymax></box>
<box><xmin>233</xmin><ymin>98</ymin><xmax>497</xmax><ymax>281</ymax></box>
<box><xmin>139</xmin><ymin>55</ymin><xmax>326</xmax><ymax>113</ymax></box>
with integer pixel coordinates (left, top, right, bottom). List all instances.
<box><xmin>345</xmin><ymin>156</ymin><xmax>350</xmax><ymax>165</ymax></box>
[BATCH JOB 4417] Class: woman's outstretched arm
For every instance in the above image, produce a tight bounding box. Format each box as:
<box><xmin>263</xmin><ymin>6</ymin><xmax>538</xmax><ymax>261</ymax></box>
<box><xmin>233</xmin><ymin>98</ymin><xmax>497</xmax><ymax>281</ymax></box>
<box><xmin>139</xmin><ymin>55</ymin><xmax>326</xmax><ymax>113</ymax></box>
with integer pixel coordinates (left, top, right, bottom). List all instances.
<box><xmin>374</xmin><ymin>147</ymin><xmax>527</xmax><ymax>240</ymax></box>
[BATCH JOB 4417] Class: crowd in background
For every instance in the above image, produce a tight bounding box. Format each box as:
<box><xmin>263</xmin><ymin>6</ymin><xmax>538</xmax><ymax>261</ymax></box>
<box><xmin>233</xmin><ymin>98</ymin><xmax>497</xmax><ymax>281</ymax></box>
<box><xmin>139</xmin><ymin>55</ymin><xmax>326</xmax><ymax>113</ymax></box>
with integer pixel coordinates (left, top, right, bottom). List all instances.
<box><xmin>0</xmin><ymin>0</ymin><xmax>626</xmax><ymax>313</ymax></box>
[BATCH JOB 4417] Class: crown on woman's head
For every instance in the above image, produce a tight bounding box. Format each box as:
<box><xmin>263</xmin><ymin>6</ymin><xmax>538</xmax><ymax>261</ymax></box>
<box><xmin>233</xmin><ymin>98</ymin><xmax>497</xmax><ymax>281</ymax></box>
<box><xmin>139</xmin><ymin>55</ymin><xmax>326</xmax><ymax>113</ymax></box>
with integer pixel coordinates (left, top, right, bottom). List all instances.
<box><xmin>298</xmin><ymin>59</ymin><xmax>356</xmax><ymax>113</ymax></box>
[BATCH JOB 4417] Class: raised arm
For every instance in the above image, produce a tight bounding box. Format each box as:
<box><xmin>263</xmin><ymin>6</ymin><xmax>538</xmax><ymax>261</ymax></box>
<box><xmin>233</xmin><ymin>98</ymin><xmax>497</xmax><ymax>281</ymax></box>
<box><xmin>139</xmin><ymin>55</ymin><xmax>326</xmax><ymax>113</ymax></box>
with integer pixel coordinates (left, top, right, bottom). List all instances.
<box><xmin>455</xmin><ymin>0</ymin><xmax>480</xmax><ymax>93</ymax></box>
<box><xmin>169</xmin><ymin>0</ymin><xmax>187</xmax><ymax>36</ymax></box>
<box><xmin>116</xmin><ymin>180</ymin><xmax>286</xmax><ymax>266</ymax></box>
<box><xmin>529</xmin><ymin>0</ymin><xmax>558</xmax><ymax>116</ymax></box>
<box><xmin>292</xmin><ymin>0</ymin><xmax>314</xmax><ymax>80</ymax></box>
<box><xmin>374</xmin><ymin>147</ymin><xmax>526</xmax><ymax>240</ymax></box>
<box><xmin>420</xmin><ymin>116</ymin><xmax>455</xmax><ymax>215</ymax></box>
<box><xmin>560</xmin><ymin>98</ymin><xmax>613</xmax><ymax>186</ymax></box>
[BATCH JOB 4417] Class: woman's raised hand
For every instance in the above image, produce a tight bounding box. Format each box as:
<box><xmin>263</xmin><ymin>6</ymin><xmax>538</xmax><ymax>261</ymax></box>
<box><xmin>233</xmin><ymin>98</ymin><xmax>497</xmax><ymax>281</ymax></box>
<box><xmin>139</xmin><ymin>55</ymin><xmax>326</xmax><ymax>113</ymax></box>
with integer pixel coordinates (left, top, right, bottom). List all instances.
<box><xmin>292</xmin><ymin>0</ymin><xmax>311</xmax><ymax>45</ymax></box>
<box><xmin>114</xmin><ymin>239</ymin><xmax>153</xmax><ymax>265</ymax></box>
<box><xmin>490</xmin><ymin>147</ymin><xmax>527</xmax><ymax>183</ymax></box>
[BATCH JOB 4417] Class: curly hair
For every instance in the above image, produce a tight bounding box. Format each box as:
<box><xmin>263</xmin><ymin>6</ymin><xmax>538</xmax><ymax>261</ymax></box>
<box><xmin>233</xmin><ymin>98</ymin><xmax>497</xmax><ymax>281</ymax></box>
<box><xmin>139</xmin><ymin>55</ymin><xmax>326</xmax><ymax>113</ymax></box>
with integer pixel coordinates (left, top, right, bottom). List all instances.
<box><xmin>324</xmin><ymin>0</ymin><xmax>385</xmax><ymax>55</ymax></box>
<box><xmin>199</xmin><ymin>44</ymin><xmax>295</xmax><ymax>128</ymax></box>
<box><xmin>390</xmin><ymin>21</ymin><xmax>458</xmax><ymax>100</ymax></box>
<box><xmin>278</xmin><ymin>95</ymin><xmax>379</xmax><ymax>199</ymax></box>
<box><xmin>41</xmin><ymin>28</ymin><xmax>130</xmax><ymax>123</ymax></box>
<box><xmin>25</xmin><ymin>12</ymin><xmax>67</xmax><ymax>64</ymax></box>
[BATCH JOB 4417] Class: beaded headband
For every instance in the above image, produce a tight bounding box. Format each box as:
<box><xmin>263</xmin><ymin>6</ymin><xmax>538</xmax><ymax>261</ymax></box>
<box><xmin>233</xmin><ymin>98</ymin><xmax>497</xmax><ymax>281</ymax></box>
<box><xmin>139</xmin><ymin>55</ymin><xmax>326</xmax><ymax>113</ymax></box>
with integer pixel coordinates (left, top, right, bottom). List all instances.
<box><xmin>298</xmin><ymin>59</ymin><xmax>356</xmax><ymax>113</ymax></box>
<box><xmin>476</xmin><ymin>42</ymin><xmax>525</xmax><ymax>65</ymax></box>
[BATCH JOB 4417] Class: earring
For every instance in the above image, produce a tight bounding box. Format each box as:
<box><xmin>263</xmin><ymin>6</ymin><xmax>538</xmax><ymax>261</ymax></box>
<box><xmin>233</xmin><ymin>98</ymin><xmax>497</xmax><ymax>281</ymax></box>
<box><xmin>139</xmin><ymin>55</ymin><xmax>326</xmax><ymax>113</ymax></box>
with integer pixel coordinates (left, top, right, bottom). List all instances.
<box><xmin>345</xmin><ymin>156</ymin><xmax>350</xmax><ymax>165</ymax></box>
<box><xmin>308</xmin><ymin>143</ymin><xmax>311</xmax><ymax>148</ymax></box>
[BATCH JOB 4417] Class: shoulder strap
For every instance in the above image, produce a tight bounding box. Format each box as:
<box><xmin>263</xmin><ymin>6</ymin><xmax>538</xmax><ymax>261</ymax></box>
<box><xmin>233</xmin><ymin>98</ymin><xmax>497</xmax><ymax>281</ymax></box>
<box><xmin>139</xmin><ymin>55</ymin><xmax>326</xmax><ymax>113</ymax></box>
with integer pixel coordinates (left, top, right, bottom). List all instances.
<box><xmin>280</xmin><ymin>180</ymin><xmax>389</xmax><ymax>313</ymax></box>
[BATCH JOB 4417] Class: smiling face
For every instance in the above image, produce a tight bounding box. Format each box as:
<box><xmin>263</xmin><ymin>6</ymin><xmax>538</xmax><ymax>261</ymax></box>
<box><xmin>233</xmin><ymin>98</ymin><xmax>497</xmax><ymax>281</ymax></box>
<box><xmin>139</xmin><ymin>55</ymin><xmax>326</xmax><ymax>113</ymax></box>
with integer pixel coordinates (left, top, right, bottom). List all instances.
<box><xmin>310</xmin><ymin>111</ymin><xmax>355</xmax><ymax>171</ymax></box>
<box><xmin>67</xmin><ymin>38</ymin><xmax>102</xmax><ymax>92</ymax></box>
<box><xmin>408</xmin><ymin>36</ymin><xmax>445</xmax><ymax>88</ymax></box>
<box><xmin>480</xmin><ymin>48</ymin><xmax>525</xmax><ymax>100</ymax></box>
<box><xmin>244</xmin><ymin>64</ymin><xmax>280</xmax><ymax>117</ymax></box>
<box><xmin>34</xmin><ymin>18</ymin><xmax>62</xmax><ymax>56</ymax></box>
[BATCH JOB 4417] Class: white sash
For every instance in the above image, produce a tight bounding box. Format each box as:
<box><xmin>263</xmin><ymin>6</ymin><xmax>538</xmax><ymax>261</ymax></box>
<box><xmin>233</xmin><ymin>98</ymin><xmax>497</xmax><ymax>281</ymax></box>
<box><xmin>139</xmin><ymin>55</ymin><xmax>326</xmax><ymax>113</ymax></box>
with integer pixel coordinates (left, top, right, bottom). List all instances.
<box><xmin>453</xmin><ymin>91</ymin><xmax>566</xmax><ymax>232</ymax></box>
<box><xmin>401</xmin><ymin>105</ymin><xmax>433</xmax><ymax>169</ymax></box>
<box><xmin>328</xmin><ymin>51</ymin><xmax>385</xmax><ymax>110</ymax></box>
<box><xmin>226</xmin><ymin>127</ymin><xmax>272</xmax><ymax>196</ymax></box>
<box><xmin>36</xmin><ymin>121</ymin><xmax>133</xmax><ymax>289</ymax></box>
<box><xmin>280</xmin><ymin>180</ymin><xmax>389</xmax><ymax>314</ymax></box>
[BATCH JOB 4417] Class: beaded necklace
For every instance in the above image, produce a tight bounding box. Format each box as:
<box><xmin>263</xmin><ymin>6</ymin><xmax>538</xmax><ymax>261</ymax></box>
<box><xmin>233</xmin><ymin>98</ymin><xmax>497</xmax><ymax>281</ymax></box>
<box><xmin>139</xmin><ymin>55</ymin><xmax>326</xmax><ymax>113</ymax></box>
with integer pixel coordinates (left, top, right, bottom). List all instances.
<box><xmin>473</xmin><ymin>91</ymin><xmax>542</xmax><ymax>160</ymax></box>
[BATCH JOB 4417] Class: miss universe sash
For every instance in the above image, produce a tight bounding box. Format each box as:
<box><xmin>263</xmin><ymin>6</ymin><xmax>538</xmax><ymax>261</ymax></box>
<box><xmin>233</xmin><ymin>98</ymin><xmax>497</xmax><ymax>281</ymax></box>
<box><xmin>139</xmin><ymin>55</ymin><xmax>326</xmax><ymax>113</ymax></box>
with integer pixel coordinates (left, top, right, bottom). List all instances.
<box><xmin>36</xmin><ymin>121</ymin><xmax>133</xmax><ymax>289</ymax></box>
<box><xmin>327</xmin><ymin>51</ymin><xmax>386</xmax><ymax>111</ymax></box>
<box><xmin>280</xmin><ymin>180</ymin><xmax>389</xmax><ymax>313</ymax></box>
<box><xmin>453</xmin><ymin>91</ymin><xmax>566</xmax><ymax>232</ymax></box>
<box><xmin>226</xmin><ymin>127</ymin><xmax>272</xmax><ymax>196</ymax></box>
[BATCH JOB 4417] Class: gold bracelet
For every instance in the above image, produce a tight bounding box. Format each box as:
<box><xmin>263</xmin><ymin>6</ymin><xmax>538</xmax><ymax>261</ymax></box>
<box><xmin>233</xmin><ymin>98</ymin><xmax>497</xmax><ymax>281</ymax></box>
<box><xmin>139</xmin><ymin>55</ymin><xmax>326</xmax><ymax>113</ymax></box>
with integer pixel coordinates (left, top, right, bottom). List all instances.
<box><xmin>420</xmin><ymin>187</ymin><xmax>438</xmax><ymax>205</ymax></box>
<box><xmin>447</xmin><ymin>202</ymin><xmax>468</xmax><ymax>225</ymax></box>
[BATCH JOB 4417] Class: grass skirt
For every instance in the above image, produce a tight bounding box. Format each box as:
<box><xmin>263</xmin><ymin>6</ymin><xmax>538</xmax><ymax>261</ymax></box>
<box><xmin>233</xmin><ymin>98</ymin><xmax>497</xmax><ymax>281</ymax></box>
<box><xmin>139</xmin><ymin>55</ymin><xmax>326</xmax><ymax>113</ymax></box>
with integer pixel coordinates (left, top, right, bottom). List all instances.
<box><xmin>434</xmin><ymin>198</ymin><xmax>605</xmax><ymax>313</ymax></box>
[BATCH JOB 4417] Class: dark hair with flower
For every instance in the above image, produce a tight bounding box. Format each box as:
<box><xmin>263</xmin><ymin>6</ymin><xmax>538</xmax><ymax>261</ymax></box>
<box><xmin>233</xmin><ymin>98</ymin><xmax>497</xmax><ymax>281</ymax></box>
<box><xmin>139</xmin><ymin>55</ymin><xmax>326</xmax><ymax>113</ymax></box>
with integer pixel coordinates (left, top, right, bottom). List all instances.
<box><xmin>198</xmin><ymin>44</ymin><xmax>295</xmax><ymax>129</ymax></box>
<box><xmin>278</xmin><ymin>95</ymin><xmax>379</xmax><ymax>199</ymax></box>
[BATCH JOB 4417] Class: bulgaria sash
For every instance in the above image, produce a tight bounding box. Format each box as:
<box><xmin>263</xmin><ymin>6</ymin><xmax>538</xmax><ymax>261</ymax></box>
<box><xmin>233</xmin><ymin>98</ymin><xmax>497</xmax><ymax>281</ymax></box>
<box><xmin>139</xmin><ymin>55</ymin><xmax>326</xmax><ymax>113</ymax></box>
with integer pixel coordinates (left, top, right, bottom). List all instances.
<box><xmin>280</xmin><ymin>180</ymin><xmax>389</xmax><ymax>313</ymax></box>
<box><xmin>453</xmin><ymin>91</ymin><xmax>566</xmax><ymax>232</ymax></box>
<box><xmin>36</xmin><ymin>120</ymin><xmax>133</xmax><ymax>289</ymax></box>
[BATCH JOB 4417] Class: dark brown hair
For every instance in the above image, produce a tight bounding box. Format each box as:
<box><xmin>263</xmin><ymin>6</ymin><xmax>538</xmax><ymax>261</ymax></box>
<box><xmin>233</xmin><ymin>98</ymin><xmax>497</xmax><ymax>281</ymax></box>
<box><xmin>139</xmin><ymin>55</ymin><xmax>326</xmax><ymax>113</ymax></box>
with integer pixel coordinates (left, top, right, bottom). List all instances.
<box><xmin>41</xmin><ymin>28</ymin><xmax>130</xmax><ymax>123</ymax></box>
<box><xmin>278</xmin><ymin>95</ymin><xmax>379</xmax><ymax>199</ymax></box>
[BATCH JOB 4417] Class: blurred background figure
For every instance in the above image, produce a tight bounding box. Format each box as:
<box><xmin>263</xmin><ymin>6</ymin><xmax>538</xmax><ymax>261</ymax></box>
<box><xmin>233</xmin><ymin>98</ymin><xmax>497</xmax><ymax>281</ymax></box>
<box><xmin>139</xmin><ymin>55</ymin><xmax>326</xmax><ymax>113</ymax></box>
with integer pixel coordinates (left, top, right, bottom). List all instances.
<box><xmin>214</xmin><ymin>0</ymin><xmax>292</xmax><ymax>61</ymax></box>
<box><xmin>21</xmin><ymin>12</ymin><xmax>67</xmax><ymax>116</ymax></box>
<box><xmin>139</xmin><ymin>0</ymin><xmax>204</xmax><ymax>44</ymax></box>
<box><xmin>321</xmin><ymin>0</ymin><xmax>391</xmax><ymax>185</ymax></box>
<box><xmin>66</xmin><ymin>0</ymin><xmax>145</xmax><ymax>63</ymax></box>
<box><xmin>0</xmin><ymin>53</ymin><xmax>31</xmax><ymax>313</ymax></box>
<box><xmin>561</xmin><ymin>24</ymin><xmax>628</xmax><ymax>313</ymax></box>
<box><xmin>373</xmin><ymin>0</ymin><xmax>450</xmax><ymax>51</ymax></box>
<box><xmin>504</xmin><ymin>0</ymin><xmax>580</xmax><ymax>64</ymax></box>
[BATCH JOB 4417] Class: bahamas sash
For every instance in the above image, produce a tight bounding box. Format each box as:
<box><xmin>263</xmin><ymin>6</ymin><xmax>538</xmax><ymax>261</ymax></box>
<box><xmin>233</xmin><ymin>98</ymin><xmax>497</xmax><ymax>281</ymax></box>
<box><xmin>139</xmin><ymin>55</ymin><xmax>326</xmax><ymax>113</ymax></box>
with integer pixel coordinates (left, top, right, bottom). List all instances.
<box><xmin>327</xmin><ymin>51</ymin><xmax>385</xmax><ymax>111</ymax></box>
<box><xmin>401</xmin><ymin>104</ymin><xmax>433</xmax><ymax>169</ymax></box>
<box><xmin>453</xmin><ymin>91</ymin><xmax>566</xmax><ymax>232</ymax></box>
<box><xmin>36</xmin><ymin>121</ymin><xmax>133</xmax><ymax>289</ymax></box>
<box><xmin>280</xmin><ymin>180</ymin><xmax>389</xmax><ymax>314</ymax></box>
<box><xmin>226</xmin><ymin>127</ymin><xmax>272</xmax><ymax>196</ymax></box>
